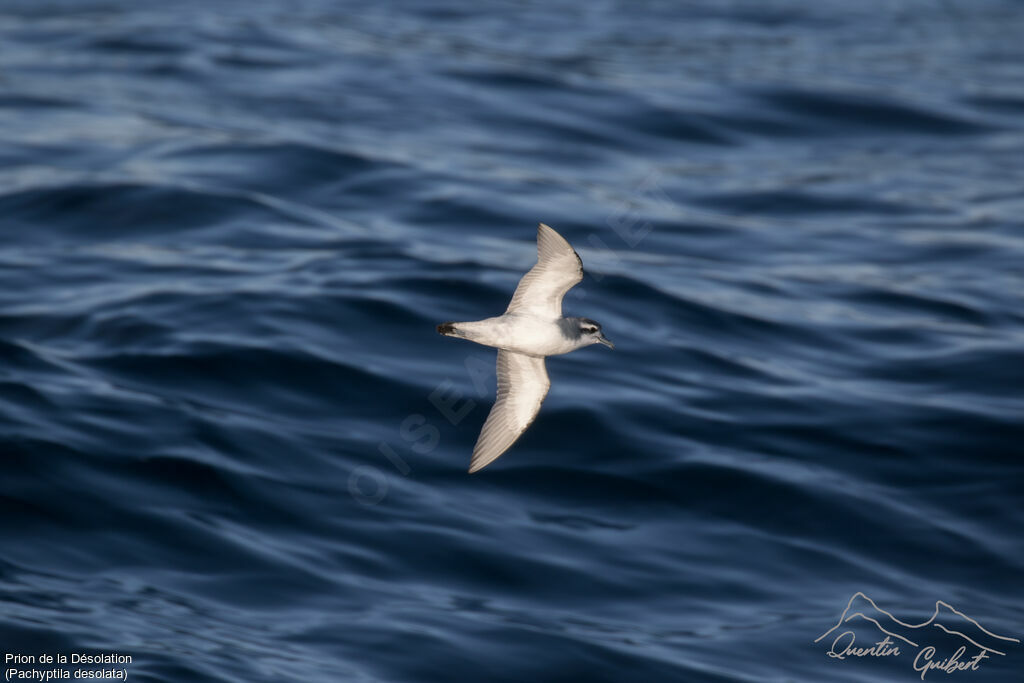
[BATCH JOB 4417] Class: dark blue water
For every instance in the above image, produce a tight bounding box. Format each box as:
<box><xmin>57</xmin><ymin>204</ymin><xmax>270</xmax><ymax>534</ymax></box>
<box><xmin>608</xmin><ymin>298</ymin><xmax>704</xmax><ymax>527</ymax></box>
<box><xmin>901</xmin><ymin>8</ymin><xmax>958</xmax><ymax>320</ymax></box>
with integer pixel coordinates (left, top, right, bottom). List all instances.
<box><xmin>2</xmin><ymin>1</ymin><xmax>1023</xmax><ymax>681</ymax></box>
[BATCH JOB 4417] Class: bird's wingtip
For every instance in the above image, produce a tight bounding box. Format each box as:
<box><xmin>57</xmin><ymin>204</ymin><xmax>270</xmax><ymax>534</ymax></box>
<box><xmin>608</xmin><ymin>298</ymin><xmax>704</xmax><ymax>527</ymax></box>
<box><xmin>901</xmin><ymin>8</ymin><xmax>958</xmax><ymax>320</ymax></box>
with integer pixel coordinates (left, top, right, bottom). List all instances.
<box><xmin>437</xmin><ymin>322</ymin><xmax>456</xmax><ymax>336</ymax></box>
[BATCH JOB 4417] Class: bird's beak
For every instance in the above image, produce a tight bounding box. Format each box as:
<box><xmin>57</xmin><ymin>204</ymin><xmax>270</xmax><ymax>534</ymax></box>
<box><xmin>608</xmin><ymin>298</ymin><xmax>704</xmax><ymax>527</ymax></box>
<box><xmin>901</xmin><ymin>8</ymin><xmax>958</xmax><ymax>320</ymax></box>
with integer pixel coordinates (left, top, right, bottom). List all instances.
<box><xmin>597</xmin><ymin>333</ymin><xmax>615</xmax><ymax>349</ymax></box>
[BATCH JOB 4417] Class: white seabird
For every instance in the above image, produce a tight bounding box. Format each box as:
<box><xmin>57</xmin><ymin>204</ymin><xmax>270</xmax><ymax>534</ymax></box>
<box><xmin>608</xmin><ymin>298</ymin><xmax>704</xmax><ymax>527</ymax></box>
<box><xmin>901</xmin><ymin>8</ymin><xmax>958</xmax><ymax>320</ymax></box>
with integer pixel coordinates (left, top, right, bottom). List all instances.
<box><xmin>437</xmin><ymin>223</ymin><xmax>613</xmax><ymax>473</ymax></box>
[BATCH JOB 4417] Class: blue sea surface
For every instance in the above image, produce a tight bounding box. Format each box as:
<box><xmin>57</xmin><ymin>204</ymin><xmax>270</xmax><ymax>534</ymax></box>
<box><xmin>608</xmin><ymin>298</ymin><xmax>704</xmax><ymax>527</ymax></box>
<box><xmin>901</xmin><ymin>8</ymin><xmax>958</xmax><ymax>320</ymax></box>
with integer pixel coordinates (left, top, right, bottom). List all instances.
<box><xmin>1</xmin><ymin>1</ymin><xmax>1022</xmax><ymax>681</ymax></box>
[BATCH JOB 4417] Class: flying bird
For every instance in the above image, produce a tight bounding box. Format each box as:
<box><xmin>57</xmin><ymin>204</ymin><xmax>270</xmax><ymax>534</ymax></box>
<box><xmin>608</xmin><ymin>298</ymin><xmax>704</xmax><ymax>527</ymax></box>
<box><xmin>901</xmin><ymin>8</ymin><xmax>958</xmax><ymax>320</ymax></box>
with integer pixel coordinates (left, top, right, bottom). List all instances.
<box><xmin>437</xmin><ymin>223</ymin><xmax>613</xmax><ymax>473</ymax></box>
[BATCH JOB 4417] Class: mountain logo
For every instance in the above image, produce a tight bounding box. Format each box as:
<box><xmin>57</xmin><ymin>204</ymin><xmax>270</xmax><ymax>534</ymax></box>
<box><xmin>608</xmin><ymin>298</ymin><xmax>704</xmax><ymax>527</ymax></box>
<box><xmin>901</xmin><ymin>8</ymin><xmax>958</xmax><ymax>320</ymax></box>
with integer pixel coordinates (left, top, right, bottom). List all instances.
<box><xmin>815</xmin><ymin>592</ymin><xmax>1019</xmax><ymax>679</ymax></box>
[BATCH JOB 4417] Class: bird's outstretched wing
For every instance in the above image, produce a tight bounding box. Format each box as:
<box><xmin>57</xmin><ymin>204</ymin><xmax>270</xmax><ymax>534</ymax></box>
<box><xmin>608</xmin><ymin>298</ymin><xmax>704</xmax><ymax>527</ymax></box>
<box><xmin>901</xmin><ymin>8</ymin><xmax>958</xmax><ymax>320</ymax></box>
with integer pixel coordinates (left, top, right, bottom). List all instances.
<box><xmin>505</xmin><ymin>223</ymin><xmax>583</xmax><ymax>319</ymax></box>
<box><xmin>469</xmin><ymin>350</ymin><xmax>550</xmax><ymax>473</ymax></box>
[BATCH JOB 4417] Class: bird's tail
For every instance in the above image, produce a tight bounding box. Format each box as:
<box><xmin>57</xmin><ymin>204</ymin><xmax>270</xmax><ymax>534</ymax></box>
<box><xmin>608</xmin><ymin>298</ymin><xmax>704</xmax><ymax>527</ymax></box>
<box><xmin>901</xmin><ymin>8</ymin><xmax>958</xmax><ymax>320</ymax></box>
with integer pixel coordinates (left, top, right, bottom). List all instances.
<box><xmin>437</xmin><ymin>322</ymin><xmax>460</xmax><ymax>337</ymax></box>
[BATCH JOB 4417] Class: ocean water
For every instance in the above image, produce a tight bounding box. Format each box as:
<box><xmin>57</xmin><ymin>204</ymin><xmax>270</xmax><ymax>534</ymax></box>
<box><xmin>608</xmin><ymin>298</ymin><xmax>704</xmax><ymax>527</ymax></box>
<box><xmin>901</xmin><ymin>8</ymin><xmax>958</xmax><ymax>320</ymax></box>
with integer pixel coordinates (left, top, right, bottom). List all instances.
<box><xmin>1</xmin><ymin>1</ymin><xmax>1023</xmax><ymax>681</ymax></box>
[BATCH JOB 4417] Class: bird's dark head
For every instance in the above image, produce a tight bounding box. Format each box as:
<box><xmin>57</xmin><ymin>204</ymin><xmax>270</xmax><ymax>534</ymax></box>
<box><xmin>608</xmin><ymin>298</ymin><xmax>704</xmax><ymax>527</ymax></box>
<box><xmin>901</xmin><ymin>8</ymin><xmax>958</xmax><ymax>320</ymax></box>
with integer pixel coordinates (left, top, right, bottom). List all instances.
<box><xmin>575</xmin><ymin>318</ymin><xmax>614</xmax><ymax>349</ymax></box>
